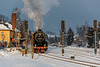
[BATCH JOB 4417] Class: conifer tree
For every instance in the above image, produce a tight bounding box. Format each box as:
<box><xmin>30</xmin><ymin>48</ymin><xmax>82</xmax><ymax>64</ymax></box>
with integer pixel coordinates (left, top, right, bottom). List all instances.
<box><xmin>67</xmin><ymin>27</ymin><xmax>74</xmax><ymax>46</ymax></box>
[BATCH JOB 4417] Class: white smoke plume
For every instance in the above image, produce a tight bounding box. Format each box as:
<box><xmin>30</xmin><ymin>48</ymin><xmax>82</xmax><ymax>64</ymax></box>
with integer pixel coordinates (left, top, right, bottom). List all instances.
<box><xmin>22</xmin><ymin>0</ymin><xmax>59</xmax><ymax>30</ymax></box>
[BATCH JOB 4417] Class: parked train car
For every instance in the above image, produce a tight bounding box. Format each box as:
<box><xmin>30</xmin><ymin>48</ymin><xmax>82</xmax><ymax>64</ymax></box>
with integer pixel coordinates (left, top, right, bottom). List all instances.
<box><xmin>32</xmin><ymin>29</ymin><xmax>48</xmax><ymax>53</ymax></box>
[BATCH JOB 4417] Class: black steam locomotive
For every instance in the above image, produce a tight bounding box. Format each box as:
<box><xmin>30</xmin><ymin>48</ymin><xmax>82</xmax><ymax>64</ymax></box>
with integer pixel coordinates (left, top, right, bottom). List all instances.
<box><xmin>33</xmin><ymin>29</ymin><xmax>48</xmax><ymax>52</ymax></box>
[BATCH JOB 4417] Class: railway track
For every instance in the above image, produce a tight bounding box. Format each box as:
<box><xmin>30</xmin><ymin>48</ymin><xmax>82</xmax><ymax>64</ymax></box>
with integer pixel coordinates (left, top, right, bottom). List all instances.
<box><xmin>45</xmin><ymin>48</ymin><xmax>100</xmax><ymax>65</ymax></box>
<box><xmin>64</xmin><ymin>48</ymin><xmax>100</xmax><ymax>61</ymax></box>
<box><xmin>47</xmin><ymin>53</ymin><xmax>100</xmax><ymax>65</ymax></box>
<box><xmin>65</xmin><ymin>48</ymin><xmax>100</xmax><ymax>59</ymax></box>
<box><xmin>66</xmin><ymin>47</ymin><xmax>99</xmax><ymax>54</ymax></box>
<box><xmin>47</xmin><ymin>48</ymin><xmax>100</xmax><ymax>62</ymax></box>
<box><xmin>65</xmin><ymin>48</ymin><xmax>92</xmax><ymax>55</ymax></box>
<box><xmin>65</xmin><ymin>49</ymin><xmax>92</xmax><ymax>56</ymax></box>
<box><xmin>65</xmin><ymin>50</ymin><xmax>100</xmax><ymax>62</ymax></box>
<box><xmin>48</xmin><ymin>48</ymin><xmax>95</xmax><ymax>57</ymax></box>
<box><xmin>48</xmin><ymin>49</ymin><xmax>100</xmax><ymax>62</ymax></box>
<box><xmin>40</xmin><ymin>53</ymin><xmax>98</xmax><ymax>67</ymax></box>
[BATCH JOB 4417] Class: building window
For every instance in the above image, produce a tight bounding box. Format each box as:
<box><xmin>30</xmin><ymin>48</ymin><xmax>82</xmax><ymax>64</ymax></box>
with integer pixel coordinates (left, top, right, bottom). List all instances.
<box><xmin>1</xmin><ymin>32</ymin><xmax>4</xmax><ymax>36</ymax></box>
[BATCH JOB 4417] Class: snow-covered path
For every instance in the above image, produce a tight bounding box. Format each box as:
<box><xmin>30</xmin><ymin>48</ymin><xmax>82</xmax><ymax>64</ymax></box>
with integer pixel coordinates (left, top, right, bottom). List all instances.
<box><xmin>0</xmin><ymin>46</ymin><xmax>100</xmax><ymax>67</ymax></box>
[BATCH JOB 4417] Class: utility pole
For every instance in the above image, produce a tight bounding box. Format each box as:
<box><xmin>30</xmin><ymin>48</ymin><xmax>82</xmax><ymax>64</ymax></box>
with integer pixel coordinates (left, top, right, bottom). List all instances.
<box><xmin>93</xmin><ymin>20</ymin><xmax>97</xmax><ymax>56</ymax></box>
<box><xmin>61</xmin><ymin>20</ymin><xmax>65</xmax><ymax>56</ymax></box>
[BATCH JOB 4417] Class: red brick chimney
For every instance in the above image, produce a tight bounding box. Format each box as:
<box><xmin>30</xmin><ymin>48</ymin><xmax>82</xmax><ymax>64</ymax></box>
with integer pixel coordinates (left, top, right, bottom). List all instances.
<box><xmin>12</xmin><ymin>13</ymin><xmax>16</xmax><ymax>31</ymax></box>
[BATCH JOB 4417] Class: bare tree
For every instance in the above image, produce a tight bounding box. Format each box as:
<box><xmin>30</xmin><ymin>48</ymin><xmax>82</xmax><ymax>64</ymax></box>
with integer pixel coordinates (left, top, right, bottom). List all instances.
<box><xmin>77</xmin><ymin>22</ymin><xmax>88</xmax><ymax>37</ymax></box>
<box><xmin>0</xmin><ymin>14</ymin><xmax>10</xmax><ymax>22</ymax></box>
<box><xmin>76</xmin><ymin>22</ymin><xmax>89</xmax><ymax>46</ymax></box>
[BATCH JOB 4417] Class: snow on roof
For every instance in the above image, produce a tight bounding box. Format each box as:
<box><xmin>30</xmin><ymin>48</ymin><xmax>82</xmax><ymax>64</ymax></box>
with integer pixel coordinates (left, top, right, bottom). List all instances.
<box><xmin>47</xmin><ymin>34</ymin><xmax>55</xmax><ymax>38</ymax></box>
<box><xmin>74</xmin><ymin>35</ymin><xmax>79</xmax><ymax>38</ymax></box>
<box><xmin>5</xmin><ymin>22</ymin><xmax>12</xmax><ymax>30</ymax></box>
<box><xmin>0</xmin><ymin>23</ymin><xmax>10</xmax><ymax>30</ymax></box>
<box><xmin>47</xmin><ymin>34</ymin><xmax>60</xmax><ymax>38</ymax></box>
<box><xmin>5</xmin><ymin>22</ymin><xmax>20</xmax><ymax>32</ymax></box>
<box><xmin>0</xmin><ymin>22</ymin><xmax>20</xmax><ymax>32</ymax></box>
<box><xmin>15</xmin><ymin>28</ymin><xmax>21</xmax><ymax>32</ymax></box>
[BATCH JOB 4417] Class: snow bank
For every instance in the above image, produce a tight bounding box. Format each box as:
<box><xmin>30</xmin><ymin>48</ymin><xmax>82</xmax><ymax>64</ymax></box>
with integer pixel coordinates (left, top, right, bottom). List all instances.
<box><xmin>0</xmin><ymin>50</ymin><xmax>8</xmax><ymax>57</ymax></box>
<box><xmin>0</xmin><ymin>46</ymin><xmax>100</xmax><ymax>67</ymax></box>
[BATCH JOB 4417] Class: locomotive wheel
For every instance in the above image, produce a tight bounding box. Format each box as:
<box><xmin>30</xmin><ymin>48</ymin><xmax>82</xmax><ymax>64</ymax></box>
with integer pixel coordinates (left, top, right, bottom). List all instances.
<box><xmin>34</xmin><ymin>50</ymin><xmax>38</xmax><ymax>53</ymax></box>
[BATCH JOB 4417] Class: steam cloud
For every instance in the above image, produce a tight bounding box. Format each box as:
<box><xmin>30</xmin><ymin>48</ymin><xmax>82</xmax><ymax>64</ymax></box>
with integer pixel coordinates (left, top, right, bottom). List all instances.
<box><xmin>22</xmin><ymin>0</ymin><xmax>59</xmax><ymax>30</ymax></box>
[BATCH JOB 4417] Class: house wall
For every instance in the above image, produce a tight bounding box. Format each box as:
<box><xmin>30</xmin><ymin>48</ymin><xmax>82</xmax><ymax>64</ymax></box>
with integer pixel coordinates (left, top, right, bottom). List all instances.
<box><xmin>0</xmin><ymin>30</ymin><xmax>10</xmax><ymax>43</ymax></box>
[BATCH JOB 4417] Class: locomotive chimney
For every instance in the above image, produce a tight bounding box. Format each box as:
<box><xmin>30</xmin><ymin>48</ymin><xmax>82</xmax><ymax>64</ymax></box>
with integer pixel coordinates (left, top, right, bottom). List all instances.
<box><xmin>38</xmin><ymin>29</ymin><xmax>41</xmax><ymax>31</ymax></box>
<box><xmin>12</xmin><ymin>13</ymin><xmax>16</xmax><ymax>31</ymax></box>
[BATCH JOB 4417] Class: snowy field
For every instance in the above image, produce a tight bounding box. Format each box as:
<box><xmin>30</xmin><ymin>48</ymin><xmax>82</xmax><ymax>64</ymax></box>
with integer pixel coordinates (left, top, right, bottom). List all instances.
<box><xmin>0</xmin><ymin>46</ymin><xmax>100</xmax><ymax>67</ymax></box>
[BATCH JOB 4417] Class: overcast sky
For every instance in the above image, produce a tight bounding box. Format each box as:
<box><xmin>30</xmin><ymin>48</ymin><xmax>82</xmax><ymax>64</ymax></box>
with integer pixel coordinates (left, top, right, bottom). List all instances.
<box><xmin>0</xmin><ymin>0</ymin><xmax>100</xmax><ymax>34</ymax></box>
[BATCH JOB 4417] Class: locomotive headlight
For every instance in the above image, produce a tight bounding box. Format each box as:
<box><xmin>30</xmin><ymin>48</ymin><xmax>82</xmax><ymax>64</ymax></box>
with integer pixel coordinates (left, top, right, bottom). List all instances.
<box><xmin>35</xmin><ymin>44</ymin><xmax>37</xmax><ymax>49</ymax></box>
<box><xmin>44</xmin><ymin>44</ymin><xmax>46</xmax><ymax>49</ymax></box>
<box><xmin>39</xmin><ymin>33</ymin><xmax>41</xmax><ymax>35</ymax></box>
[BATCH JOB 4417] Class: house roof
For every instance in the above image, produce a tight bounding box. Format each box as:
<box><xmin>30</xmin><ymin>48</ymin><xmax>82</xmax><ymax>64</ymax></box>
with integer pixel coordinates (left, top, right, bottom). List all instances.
<box><xmin>0</xmin><ymin>22</ymin><xmax>20</xmax><ymax>32</ymax></box>
<box><xmin>0</xmin><ymin>23</ymin><xmax>10</xmax><ymax>30</ymax></box>
<box><xmin>5</xmin><ymin>22</ymin><xmax>20</xmax><ymax>32</ymax></box>
<box><xmin>5</xmin><ymin>22</ymin><xmax>12</xmax><ymax>30</ymax></box>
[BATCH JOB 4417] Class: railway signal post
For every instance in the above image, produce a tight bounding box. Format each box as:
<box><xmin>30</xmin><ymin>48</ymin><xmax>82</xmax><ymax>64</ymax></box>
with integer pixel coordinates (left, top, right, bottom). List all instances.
<box><xmin>31</xmin><ymin>33</ymin><xmax>34</xmax><ymax>59</ymax></box>
<box><xmin>93</xmin><ymin>20</ymin><xmax>97</xmax><ymax>56</ymax></box>
<box><xmin>61</xmin><ymin>20</ymin><xmax>65</xmax><ymax>56</ymax></box>
<box><xmin>24</xmin><ymin>20</ymin><xmax>28</xmax><ymax>56</ymax></box>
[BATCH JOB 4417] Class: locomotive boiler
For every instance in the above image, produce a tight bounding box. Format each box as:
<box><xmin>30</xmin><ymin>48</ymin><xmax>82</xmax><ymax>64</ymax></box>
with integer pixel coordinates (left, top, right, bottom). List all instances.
<box><xmin>32</xmin><ymin>29</ymin><xmax>48</xmax><ymax>53</ymax></box>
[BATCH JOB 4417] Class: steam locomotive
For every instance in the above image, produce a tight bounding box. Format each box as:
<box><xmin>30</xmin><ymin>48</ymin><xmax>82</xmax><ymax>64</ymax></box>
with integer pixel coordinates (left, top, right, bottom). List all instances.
<box><xmin>32</xmin><ymin>29</ymin><xmax>48</xmax><ymax>53</ymax></box>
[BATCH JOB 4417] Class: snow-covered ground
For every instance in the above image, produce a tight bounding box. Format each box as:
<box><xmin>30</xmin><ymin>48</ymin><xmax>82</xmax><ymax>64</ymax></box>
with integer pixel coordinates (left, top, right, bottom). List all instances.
<box><xmin>0</xmin><ymin>46</ymin><xmax>100</xmax><ymax>67</ymax></box>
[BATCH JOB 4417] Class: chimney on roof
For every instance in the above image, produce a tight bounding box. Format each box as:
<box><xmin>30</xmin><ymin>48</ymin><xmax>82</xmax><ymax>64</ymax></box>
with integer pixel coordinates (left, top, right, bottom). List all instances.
<box><xmin>12</xmin><ymin>13</ymin><xmax>16</xmax><ymax>31</ymax></box>
<box><xmin>0</xmin><ymin>19</ymin><xmax>4</xmax><ymax>23</ymax></box>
